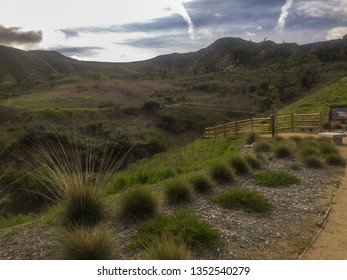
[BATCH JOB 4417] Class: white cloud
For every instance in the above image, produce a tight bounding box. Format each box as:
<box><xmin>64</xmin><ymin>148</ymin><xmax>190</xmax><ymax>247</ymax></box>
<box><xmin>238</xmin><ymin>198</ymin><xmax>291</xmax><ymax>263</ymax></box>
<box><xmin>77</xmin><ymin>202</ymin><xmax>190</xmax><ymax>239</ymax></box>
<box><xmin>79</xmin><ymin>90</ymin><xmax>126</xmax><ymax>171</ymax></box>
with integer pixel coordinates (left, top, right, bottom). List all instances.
<box><xmin>275</xmin><ymin>0</ymin><xmax>294</xmax><ymax>32</ymax></box>
<box><xmin>295</xmin><ymin>0</ymin><xmax>347</xmax><ymax>18</ymax></box>
<box><xmin>326</xmin><ymin>26</ymin><xmax>347</xmax><ymax>40</ymax></box>
<box><xmin>246</xmin><ymin>31</ymin><xmax>256</xmax><ymax>37</ymax></box>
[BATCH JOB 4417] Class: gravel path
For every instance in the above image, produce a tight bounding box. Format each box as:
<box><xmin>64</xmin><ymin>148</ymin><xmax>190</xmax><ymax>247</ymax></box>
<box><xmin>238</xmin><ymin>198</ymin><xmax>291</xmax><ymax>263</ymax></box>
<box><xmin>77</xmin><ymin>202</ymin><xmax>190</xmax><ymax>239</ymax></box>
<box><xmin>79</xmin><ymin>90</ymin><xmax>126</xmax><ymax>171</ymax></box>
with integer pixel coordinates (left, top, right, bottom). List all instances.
<box><xmin>301</xmin><ymin>139</ymin><xmax>347</xmax><ymax>260</ymax></box>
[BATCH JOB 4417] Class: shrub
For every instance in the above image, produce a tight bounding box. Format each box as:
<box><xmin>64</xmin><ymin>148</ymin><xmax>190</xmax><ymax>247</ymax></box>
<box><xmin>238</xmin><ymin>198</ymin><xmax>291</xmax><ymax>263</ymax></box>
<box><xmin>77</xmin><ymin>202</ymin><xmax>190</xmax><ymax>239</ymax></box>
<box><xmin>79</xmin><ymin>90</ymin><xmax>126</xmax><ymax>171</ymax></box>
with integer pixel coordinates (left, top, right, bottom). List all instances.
<box><xmin>214</xmin><ymin>188</ymin><xmax>273</xmax><ymax>213</ymax></box>
<box><xmin>254</xmin><ymin>141</ymin><xmax>272</xmax><ymax>153</ymax></box>
<box><xmin>59</xmin><ymin>186</ymin><xmax>107</xmax><ymax>228</ymax></box>
<box><xmin>300</xmin><ymin>154</ymin><xmax>323</xmax><ymax>168</ymax></box>
<box><xmin>229</xmin><ymin>155</ymin><xmax>250</xmax><ymax>175</ymax></box>
<box><xmin>273</xmin><ymin>143</ymin><xmax>293</xmax><ymax>158</ymax></box>
<box><xmin>141</xmin><ymin>235</ymin><xmax>193</xmax><ymax>260</ymax></box>
<box><xmin>189</xmin><ymin>174</ymin><xmax>213</xmax><ymax>194</ymax></box>
<box><xmin>131</xmin><ymin>210</ymin><xmax>221</xmax><ymax>252</ymax></box>
<box><xmin>253</xmin><ymin>171</ymin><xmax>300</xmax><ymax>187</ymax></box>
<box><xmin>53</xmin><ymin>225</ymin><xmax>114</xmax><ymax>260</ymax></box>
<box><xmin>209</xmin><ymin>163</ymin><xmax>235</xmax><ymax>184</ymax></box>
<box><xmin>324</xmin><ymin>154</ymin><xmax>346</xmax><ymax>167</ymax></box>
<box><xmin>244</xmin><ymin>154</ymin><xmax>262</xmax><ymax>169</ymax></box>
<box><xmin>118</xmin><ymin>185</ymin><xmax>159</xmax><ymax>221</ymax></box>
<box><xmin>164</xmin><ymin>179</ymin><xmax>193</xmax><ymax>205</ymax></box>
<box><xmin>245</xmin><ymin>132</ymin><xmax>258</xmax><ymax>145</ymax></box>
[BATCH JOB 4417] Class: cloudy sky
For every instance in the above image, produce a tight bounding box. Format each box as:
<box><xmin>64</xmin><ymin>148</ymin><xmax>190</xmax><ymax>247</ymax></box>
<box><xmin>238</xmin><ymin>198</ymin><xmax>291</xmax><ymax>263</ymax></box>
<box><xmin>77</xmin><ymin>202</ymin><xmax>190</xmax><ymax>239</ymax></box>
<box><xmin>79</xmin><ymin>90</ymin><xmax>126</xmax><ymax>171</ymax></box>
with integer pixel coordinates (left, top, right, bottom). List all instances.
<box><xmin>0</xmin><ymin>0</ymin><xmax>346</xmax><ymax>62</ymax></box>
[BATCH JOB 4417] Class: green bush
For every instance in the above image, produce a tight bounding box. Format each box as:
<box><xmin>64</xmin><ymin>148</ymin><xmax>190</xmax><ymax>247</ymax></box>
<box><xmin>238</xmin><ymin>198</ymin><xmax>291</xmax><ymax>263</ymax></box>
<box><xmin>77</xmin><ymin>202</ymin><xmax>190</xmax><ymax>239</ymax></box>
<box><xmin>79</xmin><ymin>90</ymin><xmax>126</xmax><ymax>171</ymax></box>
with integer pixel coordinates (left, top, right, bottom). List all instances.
<box><xmin>244</xmin><ymin>154</ymin><xmax>262</xmax><ymax>169</ymax></box>
<box><xmin>59</xmin><ymin>186</ymin><xmax>107</xmax><ymax>228</ymax></box>
<box><xmin>246</xmin><ymin>132</ymin><xmax>258</xmax><ymax>145</ymax></box>
<box><xmin>209</xmin><ymin>163</ymin><xmax>235</xmax><ymax>184</ymax></box>
<box><xmin>131</xmin><ymin>210</ymin><xmax>221</xmax><ymax>252</ymax></box>
<box><xmin>214</xmin><ymin>188</ymin><xmax>273</xmax><ymax>213</ymax></box>
<box><xmin>53</xmin><ymin>225</ymin><xmax>114</xmax><ymax>260</ymax></box>
<box><xmin>300</xmin><ymin>154</ymin><xmax>323</xmax><ymax>168</ymax></box>
<box><xmin>229</xmin><ymin>155</ymin><xmax>250</xmax><ymax>175</ymax></box>
<box><xmin>253</xmin><ymin>171</ymin><xmax>300</xmax><ymax>187</ymax></box>
<box><xmin>324</xmin><ymin>154</ymin><xmax>346</xmax><ymax>167</ymax></box>
<box><xmin>254</xmin><ymin>141</ymin><xmax>272</xmax><ymax>153</ymax></box>
<box><xmin>273</xmin><ymin>143</ymin><xmax>293</xmax><ymax>158</ymax></box>
<box><xmin>189</xmin><ymin>174</ymin><xmax>213</xmax><ymax>194</ymax></box>
<box><xmin>141</xmin><ymin>235</ymin><xmax>193</xmax><ymax>260</ymax></box>
<box><xmin>118</xmin><ymin>185</ymin><xmax>159</xmax><ymax>221</ymax></box>
<box><xmin>164</xmin><ymin>179</ymin><xmax>193</xmax><ymax>205</ymax></box>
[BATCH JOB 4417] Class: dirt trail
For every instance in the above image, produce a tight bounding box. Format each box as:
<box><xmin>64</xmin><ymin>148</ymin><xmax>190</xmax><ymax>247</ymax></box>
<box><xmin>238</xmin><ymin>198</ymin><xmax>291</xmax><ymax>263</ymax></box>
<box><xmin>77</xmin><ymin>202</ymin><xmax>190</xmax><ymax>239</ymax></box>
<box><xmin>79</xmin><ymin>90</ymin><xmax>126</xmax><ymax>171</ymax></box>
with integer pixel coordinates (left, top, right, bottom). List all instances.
<box><xmin>301</xmin><ymin>138</ymin><xmax>347</xmax><ymax>260</ymax></box>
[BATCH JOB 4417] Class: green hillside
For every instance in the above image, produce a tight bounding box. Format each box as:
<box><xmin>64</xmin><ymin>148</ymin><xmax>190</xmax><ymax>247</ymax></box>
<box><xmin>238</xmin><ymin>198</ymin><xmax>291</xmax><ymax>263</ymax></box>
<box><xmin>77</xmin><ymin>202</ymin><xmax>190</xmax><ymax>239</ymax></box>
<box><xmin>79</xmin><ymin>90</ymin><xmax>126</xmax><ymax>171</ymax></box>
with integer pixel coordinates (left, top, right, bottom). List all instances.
<box><xmin>280</xmin><ymin>75</ymin><xmax>347</xmax><ymax>119</ymax></box>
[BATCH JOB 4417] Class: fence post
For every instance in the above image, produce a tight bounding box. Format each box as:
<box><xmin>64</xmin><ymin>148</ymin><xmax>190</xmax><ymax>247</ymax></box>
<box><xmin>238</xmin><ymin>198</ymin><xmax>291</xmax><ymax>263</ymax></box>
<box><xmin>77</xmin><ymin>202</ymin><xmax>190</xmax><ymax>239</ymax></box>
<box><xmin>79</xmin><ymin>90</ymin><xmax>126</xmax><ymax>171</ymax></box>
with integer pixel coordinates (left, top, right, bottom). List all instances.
<box><xmin>214</xmin><ymin>126</ymin><xmax>217</xmax><ymax>138</ymax></box>
<box><xmin>223</xmin><ymin>124</ymin><xmax>226</xmax><ymax>138</ymax></box>
<box><xmin>291</xmin><ymin>113</ymin><xmax>294</xmax><ymax>133</ymax></box>
<box><xmin>250</xmin><ymin>118</ymin><xmax>254</xmax><ymax>132</ymax></box>
<box><xmin>235</xmin><ymin>121</ymin><xmax>239</xmax><ymax>137</ymax></box>
<box><xmin>319</xmin><ymin>112</ymin><xmax>323</xmax><ymax>132</ymax></box>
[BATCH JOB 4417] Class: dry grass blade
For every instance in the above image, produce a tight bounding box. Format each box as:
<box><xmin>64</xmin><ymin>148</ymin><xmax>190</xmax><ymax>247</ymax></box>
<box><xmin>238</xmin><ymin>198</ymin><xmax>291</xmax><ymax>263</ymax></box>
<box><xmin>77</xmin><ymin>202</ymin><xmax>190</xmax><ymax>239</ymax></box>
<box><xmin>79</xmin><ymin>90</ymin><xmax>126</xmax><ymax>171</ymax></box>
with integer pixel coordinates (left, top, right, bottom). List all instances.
<box><xmin>23</xmin><ymin>127</ymin><xmax>130</xmax><ymax>201</ymax></box>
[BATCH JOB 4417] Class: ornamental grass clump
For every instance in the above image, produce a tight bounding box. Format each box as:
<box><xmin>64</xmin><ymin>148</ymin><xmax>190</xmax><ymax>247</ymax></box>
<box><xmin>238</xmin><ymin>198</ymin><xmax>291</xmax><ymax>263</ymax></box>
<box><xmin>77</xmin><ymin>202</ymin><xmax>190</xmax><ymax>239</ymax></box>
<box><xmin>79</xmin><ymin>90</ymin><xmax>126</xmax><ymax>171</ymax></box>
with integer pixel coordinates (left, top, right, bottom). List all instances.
<box><xmin>141</xmin><ymin>235</ymin><xmax>193</xmax><ymax>260</ymax></box>
<box><xmin>188</xmin><ymin>173</ymin><xmax>213</xmax><ymax>194</ymax></box>
<box><xmin>131</xmin><ymin>210</ymin><xmax>221</xmax><ymax>252</ymax></box>
<box><xmin>214</xmin><ymin>188</ymin><xmax>273</xmax><ymax>213</ymax></box>
<box><xmin>209</xmin><ymin>162</ymin><xmax>234</xmax><ymax>185</ymax></box>
<box><xmin>254</xmin><ymin>141</ymin><xmax>272</xmax><ymax>153</ymax></box>
<box><xmin>118</xmin><ymin>185</ymin><xmax>159</xmax><ymax>221</ymax></box>
<box><xmin>164</xmin><ymin>178</ymin><xmax>193</xmax><ymax>205</ymax></box>
<box><xmin>253</xmin><ymin>171</ymin><xmax>300</xmax><ymax>187</ymax></box>
<box><xmin>244</xmin><ymin>154</ymin><xmax>262</xmax><ymax>169</ymax></box>
<box><xmin>229</xmin><ymin>155</ymin><xmax>250</xmax><ymax>175</ymax></box>
<box><xmin>53</xmin><ymin>225</ymin><xmax>114</xmax><ymax>260</ymax></box>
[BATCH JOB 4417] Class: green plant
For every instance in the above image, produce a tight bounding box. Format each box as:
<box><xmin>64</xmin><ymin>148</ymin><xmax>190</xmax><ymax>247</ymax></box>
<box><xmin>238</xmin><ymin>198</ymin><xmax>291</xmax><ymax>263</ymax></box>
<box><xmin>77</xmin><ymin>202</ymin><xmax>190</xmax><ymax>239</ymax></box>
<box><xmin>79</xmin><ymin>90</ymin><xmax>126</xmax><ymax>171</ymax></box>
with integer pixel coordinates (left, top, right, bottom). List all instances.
<box><xmin>141</xmin><ymin>235</ymin><xmax>193</xmax><ymax>260</ymax></box>
<box><xmin>118</xmin><ymin>185</ymin><xmax>159</xmax><ymax>221</ymax></box>
<box><xmin>214</xmin><ymin>188</ymin><xmax>273</xmax><ymax>213</ymax></box>
<box><xmin>164</xmin><ymin>179</ymin><xmax>193</xmax><ymax>205</ymax></box>
<box><xmin>273</xmin><ymin>143</ymin><xmax>293</xmax><ymax>158</ymax></box>
<box><xmin>209</xmin><ymin>162</ymin><xmax>235</xmax><ymax>184</ymax></box>
<box><xmin>245</xmin><ymin>132</ymin><xmax>258</xmax><ymax>145</ymax></box>
<box><xmin>324</xmin><ymin>154</ymin><xmax>346</xmax><ymax>167</ymax></box>
<box><xmin>229</xmin><ymin>155</ymin><xmax>250</xmax><ymax>175</ymax></box>
<box><xmin>131</xmin><ymin>210</ymin><xmax>221</xmax><ymax>252</ymax></box>
<box><xmin>254</xmin><ymin>141</ymin><xmax>272</xmax><ymax>153</ymax></box>
<box><xmin>244</xmin><ymin>154</ymin><xmax>262</xmax><ymax>169</ymax></box>
<box><xmin>59</xmin><ymin>186</ymin><xmax>107</xmax><ymax>228</ymax></box>
<box><xmin>253</xmin><ymin>171</ymin><xmax>300</xmax><ymax>187</ymax></box>
<box><xmin>189</xmin><ymin>174</ymin><xmax>213</xmax><ymax>194</ymax></box>
<box><xmin>300</xmin><ymin>154</ymin><xmax>323</xmax><ymax>168</ymax></box>
<box><xmin>53</xmin><ymin>225</ymin><xmax>114</xmax><ymax>260</ymax></box>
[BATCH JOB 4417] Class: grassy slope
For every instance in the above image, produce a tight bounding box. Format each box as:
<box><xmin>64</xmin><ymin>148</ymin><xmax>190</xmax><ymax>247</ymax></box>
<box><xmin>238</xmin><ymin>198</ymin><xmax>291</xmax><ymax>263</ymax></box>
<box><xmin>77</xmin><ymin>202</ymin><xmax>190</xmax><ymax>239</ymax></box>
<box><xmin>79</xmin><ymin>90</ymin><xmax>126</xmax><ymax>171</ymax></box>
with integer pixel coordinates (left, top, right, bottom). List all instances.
<box><xmin>280</xmin><ymin>76</ymin><xmax>347</xmax><ymax>119</ymax></box>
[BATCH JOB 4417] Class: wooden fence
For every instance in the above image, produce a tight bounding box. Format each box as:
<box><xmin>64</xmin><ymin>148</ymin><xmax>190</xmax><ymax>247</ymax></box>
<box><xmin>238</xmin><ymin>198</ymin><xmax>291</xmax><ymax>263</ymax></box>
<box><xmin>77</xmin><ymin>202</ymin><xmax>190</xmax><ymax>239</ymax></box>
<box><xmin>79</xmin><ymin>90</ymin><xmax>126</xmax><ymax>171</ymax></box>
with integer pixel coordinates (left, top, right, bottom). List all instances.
<box><xmin>205</xmin><ymin>113</ymin><xmax>323</xmax><ymax>138</ymax></box>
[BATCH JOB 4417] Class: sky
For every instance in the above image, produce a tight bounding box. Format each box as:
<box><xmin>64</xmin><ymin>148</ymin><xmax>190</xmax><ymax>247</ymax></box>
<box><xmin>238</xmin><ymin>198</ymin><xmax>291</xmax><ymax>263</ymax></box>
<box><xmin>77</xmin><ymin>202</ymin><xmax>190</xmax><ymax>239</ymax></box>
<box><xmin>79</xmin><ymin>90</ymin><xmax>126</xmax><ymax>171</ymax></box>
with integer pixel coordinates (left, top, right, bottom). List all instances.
<box><xmin>0</xmin><ymin>0</ymin><xmax>347</xmax><ymax>62</ymax></box>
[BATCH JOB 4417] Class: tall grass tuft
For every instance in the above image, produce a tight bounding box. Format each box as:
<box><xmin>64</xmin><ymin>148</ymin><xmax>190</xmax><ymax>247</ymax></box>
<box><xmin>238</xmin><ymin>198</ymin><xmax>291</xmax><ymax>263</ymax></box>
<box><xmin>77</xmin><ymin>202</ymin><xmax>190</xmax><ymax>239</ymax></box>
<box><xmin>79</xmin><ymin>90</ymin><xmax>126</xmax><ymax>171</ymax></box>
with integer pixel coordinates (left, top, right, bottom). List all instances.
<box><xmin>273</xmin><ymin>142</ymin><xmax>293</xmax><ymax>158</ymax></box>
<box><xmin>141</xmin><ymin>235</ymin><xmax>193</xmax><ymax>260</ymax></box>
<box><xmin>52</xmin><ymin>225</ymin><xmax>114</xmax><ymax>260</ymax></box>
<box><xmin>244</xmin><ymin>154</ymin><xmax>262</xmax><ymax>169</ymax></box>
<box><xmin>254</xmin><ymin>141</ymin><xmax>272</xmax><ymax>153</ymax></box>
<box><xmin>23</xmin><ymin>129</ymin><xmax>129</xmax><ymax>227</ymax></box>
<box><xmin>189</xmin><ymin>174</ymin><xmax>213</xmax><ymax>194</ymax></box>
<box><xmin>59</xmin><ymin>186</ymin><xmax>107</xmax><ymax>228</ymax></box>
<box><xmin>209</xmin><ymin>162</ymin><xmax>235</xmax><ymax>184</ymax></box>
<box><xmin>118</xmin><ymin>185</ymin><xmax>159</xmax><ymax>221</ymax></box>
<box><xmin>164</xmin><ymin>178</ymin><xmax>193</xmax><ymax>205</ymax></box>
<box><xmin>253</xmin><ymin>171</ymin><xmax>300</xmax><ymax>187</ymax></box>
<box><xmin>229</xmin><ymin>155</ymin><xmax>250</xmax><ymax>175</ymax></box>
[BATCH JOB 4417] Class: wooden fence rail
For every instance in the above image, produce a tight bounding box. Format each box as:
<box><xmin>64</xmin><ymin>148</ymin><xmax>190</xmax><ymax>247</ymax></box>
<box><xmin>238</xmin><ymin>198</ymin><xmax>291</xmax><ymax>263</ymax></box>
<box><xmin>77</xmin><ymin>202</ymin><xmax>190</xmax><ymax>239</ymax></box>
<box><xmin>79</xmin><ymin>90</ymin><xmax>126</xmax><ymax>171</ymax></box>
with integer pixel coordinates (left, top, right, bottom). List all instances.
<box><xmin>205</xmin><ymin>112</ymin><xmax>322</xmax><ymax>138</ymax></box>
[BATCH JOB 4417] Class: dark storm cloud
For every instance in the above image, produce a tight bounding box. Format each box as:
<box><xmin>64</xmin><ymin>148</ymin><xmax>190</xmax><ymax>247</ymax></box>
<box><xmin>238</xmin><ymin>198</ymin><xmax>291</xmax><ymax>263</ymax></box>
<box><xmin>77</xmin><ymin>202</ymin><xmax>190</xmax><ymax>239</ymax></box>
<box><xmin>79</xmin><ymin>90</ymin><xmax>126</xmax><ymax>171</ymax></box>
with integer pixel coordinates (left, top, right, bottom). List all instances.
<box><xmin>53</xmin><ymin>46</ymin><xmax>104</xmax><ymax>57</ymax></box>
<box><xmin>0</xmin><ymin>25</ymin><xmax>42</xmax><ymax>44</ymax></box>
